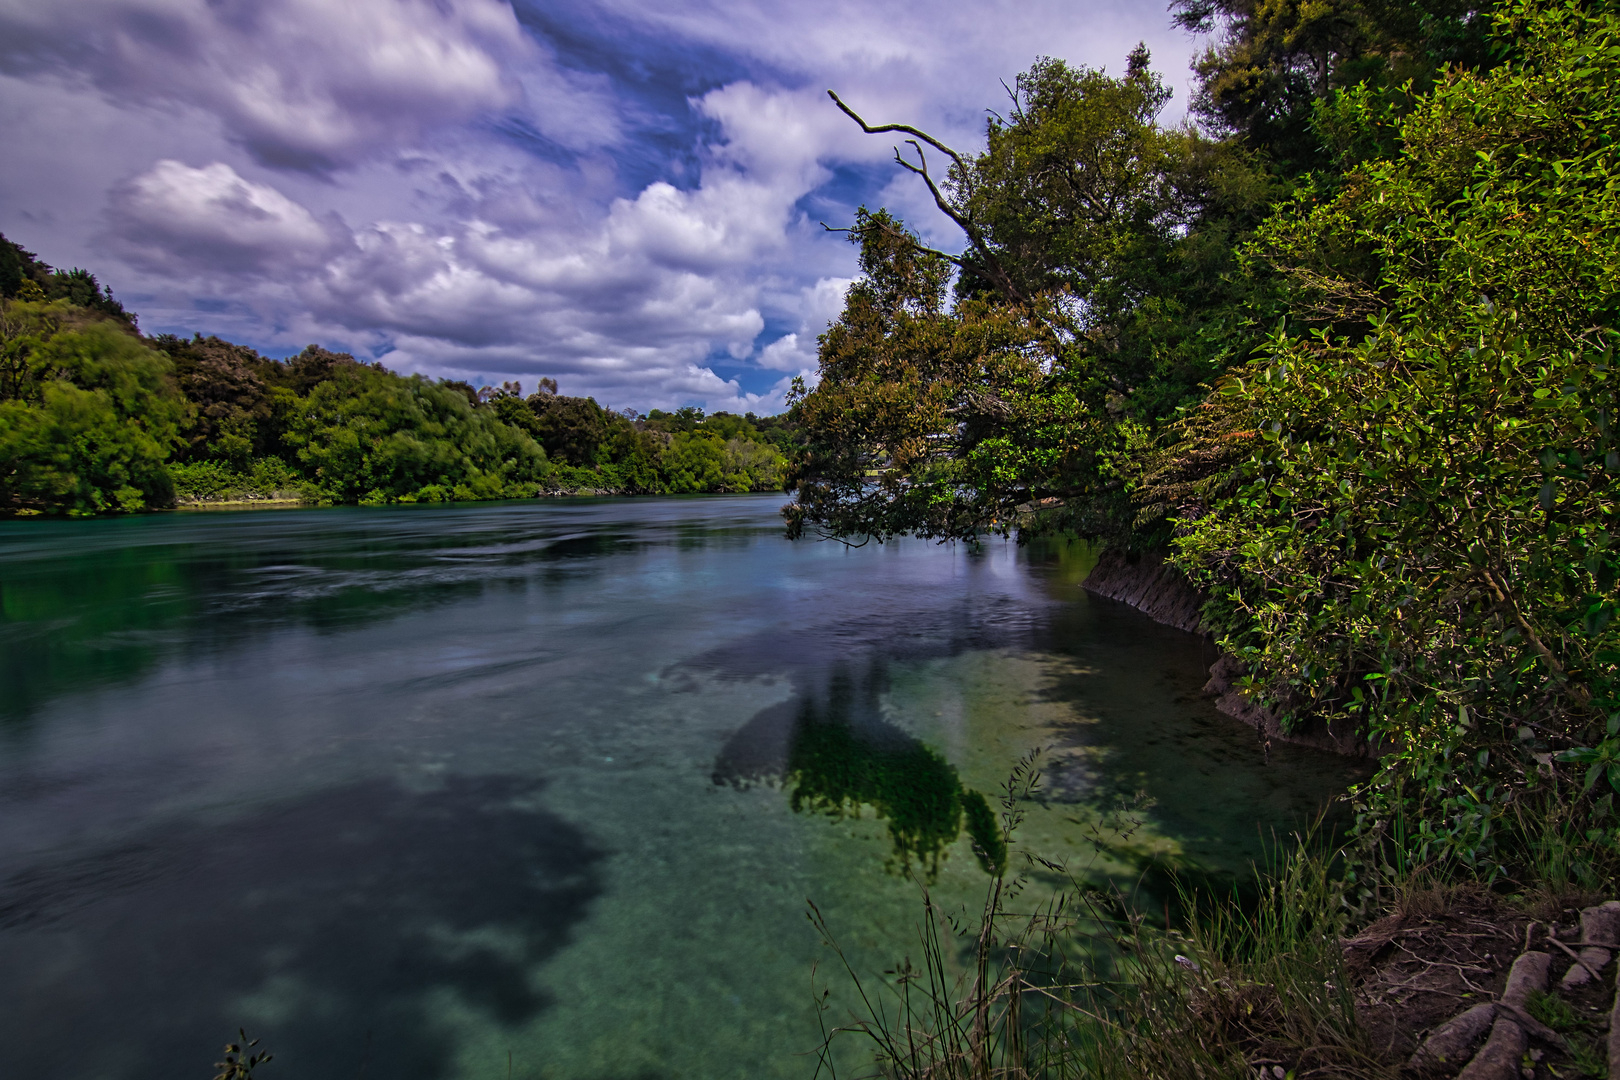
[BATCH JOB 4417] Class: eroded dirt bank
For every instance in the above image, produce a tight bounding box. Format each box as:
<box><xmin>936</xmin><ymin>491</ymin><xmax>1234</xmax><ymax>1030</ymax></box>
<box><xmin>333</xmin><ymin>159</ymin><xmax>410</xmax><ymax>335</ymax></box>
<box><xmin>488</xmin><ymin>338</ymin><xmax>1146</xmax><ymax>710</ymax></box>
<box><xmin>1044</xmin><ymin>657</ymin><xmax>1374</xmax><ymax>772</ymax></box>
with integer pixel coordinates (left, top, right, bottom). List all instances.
<box><xmin>1080</xmin><ymin>547</ymin><xmax>1378</xmax><ymax>758</ymax></box>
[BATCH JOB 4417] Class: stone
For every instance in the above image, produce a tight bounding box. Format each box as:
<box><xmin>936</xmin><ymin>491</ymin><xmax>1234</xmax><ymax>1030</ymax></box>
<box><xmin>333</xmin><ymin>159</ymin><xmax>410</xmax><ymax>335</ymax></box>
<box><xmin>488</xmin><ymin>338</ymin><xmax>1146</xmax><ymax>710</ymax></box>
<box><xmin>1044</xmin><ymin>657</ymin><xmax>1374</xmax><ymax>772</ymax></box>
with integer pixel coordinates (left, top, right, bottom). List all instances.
<box><xmin>1407</xmin><ymin>1002</ymin><xmax>1497</xmax><ymax>1072</ymax></box>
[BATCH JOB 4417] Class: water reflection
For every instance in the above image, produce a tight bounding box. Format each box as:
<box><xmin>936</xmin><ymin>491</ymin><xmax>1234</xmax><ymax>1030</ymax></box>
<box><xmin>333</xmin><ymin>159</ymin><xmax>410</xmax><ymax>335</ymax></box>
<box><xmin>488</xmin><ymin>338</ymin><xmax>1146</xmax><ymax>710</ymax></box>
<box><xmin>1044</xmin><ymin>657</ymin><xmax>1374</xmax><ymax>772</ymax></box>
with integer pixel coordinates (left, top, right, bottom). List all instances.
<box><xmin>714</xmin><ymin>664</ymin><xmax>1003</xmax><ymax>877</ymax></box>
<box><xmin>0</xmin><ymin>503</ymin><xmax>701</xmax><ymax>725</ymax></box>
<box><xmin>0</xmin><ymin>497</ymin><xmax>1363</xmax><ymax>1080</ymax></box>
<box><xmin>0</xmin><ymin>775</ymin><xmax>602</xmax><ymax>1080</ymax></box>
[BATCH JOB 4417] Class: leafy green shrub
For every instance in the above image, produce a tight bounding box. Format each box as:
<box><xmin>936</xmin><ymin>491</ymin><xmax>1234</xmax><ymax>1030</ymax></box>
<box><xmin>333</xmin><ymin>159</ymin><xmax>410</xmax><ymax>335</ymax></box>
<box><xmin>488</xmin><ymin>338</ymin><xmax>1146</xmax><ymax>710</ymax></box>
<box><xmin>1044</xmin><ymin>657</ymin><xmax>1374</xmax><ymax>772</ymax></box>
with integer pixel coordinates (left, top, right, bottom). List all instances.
<box><xmin>170</xmin><ymin>456</ymin><xmax>311</xmax><ymax>503</ymax></box>
<box><xmin>1172</xmin><ymin>0</ymin><xmax>1620</xmax><ymax>874</ymax></box>
<box><xmin>286</xmin><ymin>364</ymin><xmax>550</xmax><ymax>504</ymax></box>
<box><xmin>0</xmin><ymin>304</ymin><xmax>187</xmax><ymax>515</ymax></box>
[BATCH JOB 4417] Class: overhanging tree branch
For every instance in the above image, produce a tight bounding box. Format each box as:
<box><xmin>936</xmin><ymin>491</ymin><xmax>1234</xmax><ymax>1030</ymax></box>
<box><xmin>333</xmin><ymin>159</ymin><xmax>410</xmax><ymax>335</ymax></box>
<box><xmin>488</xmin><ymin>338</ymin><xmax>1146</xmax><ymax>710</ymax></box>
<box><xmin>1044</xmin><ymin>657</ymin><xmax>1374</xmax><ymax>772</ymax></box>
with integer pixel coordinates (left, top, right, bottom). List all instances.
<box><xmin>827</xmin><ymin>90</ymin><xmax>1029</xmax><ymax>307</ymax></box>
<box><xmin>819</xmin><ymin>221</ymin><xmax>965</xmax><ymax>269</ymax></box>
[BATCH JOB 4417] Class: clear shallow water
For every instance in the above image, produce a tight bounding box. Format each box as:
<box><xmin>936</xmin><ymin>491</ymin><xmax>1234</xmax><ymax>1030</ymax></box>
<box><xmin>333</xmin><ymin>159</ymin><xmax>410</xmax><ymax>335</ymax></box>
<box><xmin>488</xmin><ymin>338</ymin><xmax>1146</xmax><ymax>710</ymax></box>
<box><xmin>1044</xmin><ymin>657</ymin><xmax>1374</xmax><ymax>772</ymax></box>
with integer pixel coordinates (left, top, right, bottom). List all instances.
<box><xmin>0</xmin><ymin>496</ymin><xmax>1362</xmax><ymax>1080</ymax></box>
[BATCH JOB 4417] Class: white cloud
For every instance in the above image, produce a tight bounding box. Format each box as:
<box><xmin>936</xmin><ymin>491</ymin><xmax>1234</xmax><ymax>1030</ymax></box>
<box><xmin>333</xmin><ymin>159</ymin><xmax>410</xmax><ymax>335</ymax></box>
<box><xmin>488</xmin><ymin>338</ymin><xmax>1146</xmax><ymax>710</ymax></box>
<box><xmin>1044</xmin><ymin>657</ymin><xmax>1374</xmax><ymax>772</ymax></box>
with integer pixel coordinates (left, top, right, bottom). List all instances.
<box><xmin>756</xmin><ymin>276</ymin><xmax>851</xmax><ymax>371</ymax></box>
<box><xmin>109</xmin><ymin>160</ymin><xmax>344</xmax><ymax>273</ymax></box>
<box><xmin>0</xmin><ymin>0</ymin><xmax>1202</xmax><ymax>411</ymax></box>
<box><xmin>0</xmin><ymin>0</ymin><xmax>570</xmax><ymax>169</ymax></box>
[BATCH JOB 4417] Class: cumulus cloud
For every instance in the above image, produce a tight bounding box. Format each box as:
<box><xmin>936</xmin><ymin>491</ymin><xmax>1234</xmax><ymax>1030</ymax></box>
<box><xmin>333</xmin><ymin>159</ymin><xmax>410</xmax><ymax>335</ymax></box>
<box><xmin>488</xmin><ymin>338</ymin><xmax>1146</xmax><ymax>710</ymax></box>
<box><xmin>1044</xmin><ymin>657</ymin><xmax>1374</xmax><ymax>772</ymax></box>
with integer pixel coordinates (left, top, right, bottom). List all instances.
<box><xmin>757</xmin><ymin>276</ymin><xmax>851</xmax><ymax>371</ymax></box>
<box><xmin>0</xmin><ymin>0</ymin><xmax>575</xmax><ymax>169</ymax></box>
<box><xmin>0</xmin><ymin>0</ymin><xmax>1198</xmax><ymax>411</ymax></box>
<box><xmin>108</xmin><ymin>160</ymin><xmax>345</xmax><ymax>273</ymax></box>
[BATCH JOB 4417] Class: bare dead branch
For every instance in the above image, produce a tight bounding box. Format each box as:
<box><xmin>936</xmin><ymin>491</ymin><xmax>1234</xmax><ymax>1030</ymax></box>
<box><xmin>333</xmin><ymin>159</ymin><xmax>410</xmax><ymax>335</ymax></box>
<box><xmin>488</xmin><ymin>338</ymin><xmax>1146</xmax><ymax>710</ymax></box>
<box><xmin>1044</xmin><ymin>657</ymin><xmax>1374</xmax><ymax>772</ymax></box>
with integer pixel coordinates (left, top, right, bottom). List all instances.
<box><xmin>827</xmin><ymin>90</ymin><xmax>966</xmax><ymax>166</ymax></box>
<box><xmin>820</xmin><ymin>219</ymin><xmax>966</xmax><ymax>269</ymax></box>
<box><xmin>826</xmin><ymin>89</ymin><xmax>1032</xmax><ymax>308</ymax></box>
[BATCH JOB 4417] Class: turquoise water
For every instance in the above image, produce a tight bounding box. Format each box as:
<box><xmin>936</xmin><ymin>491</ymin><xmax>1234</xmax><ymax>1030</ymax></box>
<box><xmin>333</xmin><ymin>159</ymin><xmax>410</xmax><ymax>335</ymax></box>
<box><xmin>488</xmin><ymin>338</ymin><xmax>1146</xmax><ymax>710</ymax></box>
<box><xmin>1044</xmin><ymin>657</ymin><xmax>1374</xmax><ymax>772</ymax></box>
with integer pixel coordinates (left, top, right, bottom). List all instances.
<box><xmin>0</xmin><ymin>496</ymin><xmax>1360</xmax><ymax>1080</ymax></box>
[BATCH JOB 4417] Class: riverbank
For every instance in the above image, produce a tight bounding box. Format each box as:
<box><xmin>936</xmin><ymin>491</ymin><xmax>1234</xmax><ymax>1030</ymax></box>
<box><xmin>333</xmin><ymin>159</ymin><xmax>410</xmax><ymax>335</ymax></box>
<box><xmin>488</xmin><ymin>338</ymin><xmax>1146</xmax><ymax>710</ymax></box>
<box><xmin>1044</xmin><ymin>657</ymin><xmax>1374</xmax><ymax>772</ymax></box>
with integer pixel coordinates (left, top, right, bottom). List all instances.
<box><xmin>176</xmin><ymin>497</ymin><xmax>310</xmax><ymax>510</ymax></box>
<box><xmin>1040</xmin><ymin>544</ymin><xmax>1618</xmax><ymax>1079</ymax></box>
<box><xmin>1080</xmin><ymin>546</ymin><xmax>1381</xmax><ymax>758</ymax></box>
<box><xmin>818</xmin><ymin>833</ymin><xmax>1620</xmax><ymax>1080</ymax></box>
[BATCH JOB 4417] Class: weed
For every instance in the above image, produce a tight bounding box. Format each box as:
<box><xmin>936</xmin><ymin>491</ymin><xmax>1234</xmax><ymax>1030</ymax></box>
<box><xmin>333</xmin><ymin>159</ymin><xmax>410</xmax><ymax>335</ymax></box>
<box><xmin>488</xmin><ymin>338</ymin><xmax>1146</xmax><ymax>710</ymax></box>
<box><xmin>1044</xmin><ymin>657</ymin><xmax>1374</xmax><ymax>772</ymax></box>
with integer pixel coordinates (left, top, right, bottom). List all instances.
<box><xmin>212</xmin><ymin>1030</ymin><xmax>271</xmax><ymax>1080</ymax></box>
<box><xmin>808</xmin><ymin>755</ymin><xmax>1388</xmax><ymax>1079</ymax></box>
<box><xmin>1562</xmin><ymin>1031</ymin><xmax>1607</xmax><ymax>1077</ymax></box>
<box><xmin>1528</xmin><ymin>989</ymin><xmax>1585</xmax><ymax>1034</ymax></box>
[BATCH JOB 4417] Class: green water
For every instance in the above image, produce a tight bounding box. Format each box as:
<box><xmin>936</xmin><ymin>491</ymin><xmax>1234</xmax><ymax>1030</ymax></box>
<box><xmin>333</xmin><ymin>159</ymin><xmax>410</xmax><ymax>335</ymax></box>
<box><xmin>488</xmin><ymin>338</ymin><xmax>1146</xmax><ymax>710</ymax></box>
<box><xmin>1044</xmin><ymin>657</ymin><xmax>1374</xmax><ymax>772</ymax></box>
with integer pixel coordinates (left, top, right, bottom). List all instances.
<box><xmin>0</xmin><ymin>496</ymin><xmax>1361</xmax><ymax>1080</ymax></box>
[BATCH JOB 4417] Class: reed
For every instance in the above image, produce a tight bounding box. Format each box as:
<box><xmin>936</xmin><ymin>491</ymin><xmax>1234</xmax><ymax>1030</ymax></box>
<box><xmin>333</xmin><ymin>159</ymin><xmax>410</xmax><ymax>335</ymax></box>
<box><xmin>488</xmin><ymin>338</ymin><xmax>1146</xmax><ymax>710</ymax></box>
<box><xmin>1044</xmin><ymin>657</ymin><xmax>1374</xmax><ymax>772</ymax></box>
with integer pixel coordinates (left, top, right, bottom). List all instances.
<box><xmin>808</xmin><ymin>756</ymin><xmax>1387</xmax><ymax>1080</ymax></box>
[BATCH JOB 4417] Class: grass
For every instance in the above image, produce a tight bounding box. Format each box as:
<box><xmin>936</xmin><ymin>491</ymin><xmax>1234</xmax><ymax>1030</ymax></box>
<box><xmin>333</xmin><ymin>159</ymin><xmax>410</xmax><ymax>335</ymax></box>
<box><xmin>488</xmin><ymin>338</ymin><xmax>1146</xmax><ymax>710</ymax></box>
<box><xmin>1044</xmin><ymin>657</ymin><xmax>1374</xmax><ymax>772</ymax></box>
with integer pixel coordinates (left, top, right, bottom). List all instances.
<box><xmin>807</xmin><ymin>754</ymin><xmax>1389</xmax><ymax>1080</ymax></box>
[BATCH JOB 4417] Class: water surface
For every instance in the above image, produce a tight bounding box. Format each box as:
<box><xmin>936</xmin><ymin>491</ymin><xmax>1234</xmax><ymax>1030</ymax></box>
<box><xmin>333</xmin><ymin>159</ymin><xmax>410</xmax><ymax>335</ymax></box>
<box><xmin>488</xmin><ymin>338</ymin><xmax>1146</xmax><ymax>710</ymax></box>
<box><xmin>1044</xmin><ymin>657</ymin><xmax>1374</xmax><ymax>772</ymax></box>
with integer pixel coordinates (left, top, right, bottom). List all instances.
<box><xmin>0</xmin><ymin>497</ymin><xmax>1359</xmax><ymax>1080</ymax></box>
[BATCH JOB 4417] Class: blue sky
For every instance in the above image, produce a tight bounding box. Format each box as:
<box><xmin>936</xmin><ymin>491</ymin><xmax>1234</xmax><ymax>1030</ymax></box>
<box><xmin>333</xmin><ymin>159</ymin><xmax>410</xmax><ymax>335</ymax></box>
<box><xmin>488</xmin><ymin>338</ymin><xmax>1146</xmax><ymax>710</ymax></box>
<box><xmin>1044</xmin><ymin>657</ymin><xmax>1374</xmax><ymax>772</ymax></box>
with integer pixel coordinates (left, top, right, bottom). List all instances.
<box><xmin>0</xmin><ymin>0</ymin><xmax>1201</xmax><ymax>413</ymax></box>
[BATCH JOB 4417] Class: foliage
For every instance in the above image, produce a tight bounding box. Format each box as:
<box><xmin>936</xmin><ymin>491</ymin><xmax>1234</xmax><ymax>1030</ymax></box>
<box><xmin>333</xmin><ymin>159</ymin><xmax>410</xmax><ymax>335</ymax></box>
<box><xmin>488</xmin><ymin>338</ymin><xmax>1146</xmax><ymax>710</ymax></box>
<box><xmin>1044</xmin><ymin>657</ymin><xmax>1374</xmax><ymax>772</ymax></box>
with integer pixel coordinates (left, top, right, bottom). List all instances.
<box><xmin>1171</xmin><ymin>0</ymin><xmax>1494</xmax><ymax>173</ymax></box>
<box><xmin>284</xmin><ymin>363</ymin><xmax>551</xmax><ymax>505</ymax></box>
<box><xmin>960</xmin><ymin>51</ymin><xmax>1277</xmax><ymax>422</ymax></box>
<box><xmin>787</xmin><ymin>0</ymin><xmax>1620</xmax><ymax>878</ymax></box>
<box><xmin>211</xmin><ymin>1030</ymin><xmax>271</xmax><ymax>1080</ymax></box>
<box><xmin>0</xmin><ymin>300</ymin><xmax>188</xmax><ymax>515</ymax></box>
<box><xmin>1178</xmin><ymin>319</ymin><xmax>1619</xmax><ymax>872</ymax></box>
<box><xmin>660</xmin><ymin>431</ymin><xmax>784</xmax><ymax>493</ymax></box>
<box><xmin>11</xmin><ymin>282</ymin><xmax>797</xmax><ymax>513</ymax></box>
<box><xmin>0</xmin><ymin>232</ymin><xmax>134</xmax><ymax>327</ymax></box>
<box><xmin>519</xmin><ymin>390</ymin><xmax>619</xmax><ymax>466</ymax></box>
<box><xmin>811</xmin><ymin>768</ymin><xmax>1369</xmax><ymax>1080</ymax></box>
<box><xmin>0</xmin><ymin>230</ymin><xmax>800</xmax><ymax>513</ymax></box>
<box><xmin>168</xmin><ymin>457</ymin><xmax>312</xmax><ymax>504</ymax></box>
<box><xmin>787</xmin><ymin>211</ymin><xmax>1096</xmax><ymax>542</ymax></box>
<box><xmin>790</xmin><ymin>53</ymin><xmax>1284</xmax><ymax>547</ymax></box>
<box><xmin>149</xmin><ymin>334</ymin><xmax>282</xmax><ymax>467</ymax></box>
<box><xmin>1170</xmin><ymin>0</ymin><xmax>1620</xmax><ymax>874</ymax></box>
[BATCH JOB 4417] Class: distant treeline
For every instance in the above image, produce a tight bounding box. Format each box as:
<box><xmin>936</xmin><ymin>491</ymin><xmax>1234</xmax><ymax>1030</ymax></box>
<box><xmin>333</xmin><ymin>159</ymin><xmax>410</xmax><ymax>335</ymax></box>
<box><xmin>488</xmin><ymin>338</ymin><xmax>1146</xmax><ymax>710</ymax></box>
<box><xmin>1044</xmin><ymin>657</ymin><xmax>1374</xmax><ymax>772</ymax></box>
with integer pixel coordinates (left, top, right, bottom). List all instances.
<box><xmin>0</xmin><ymin>236</ymin><xmax>798</xmax><ymax>515</ymax></box>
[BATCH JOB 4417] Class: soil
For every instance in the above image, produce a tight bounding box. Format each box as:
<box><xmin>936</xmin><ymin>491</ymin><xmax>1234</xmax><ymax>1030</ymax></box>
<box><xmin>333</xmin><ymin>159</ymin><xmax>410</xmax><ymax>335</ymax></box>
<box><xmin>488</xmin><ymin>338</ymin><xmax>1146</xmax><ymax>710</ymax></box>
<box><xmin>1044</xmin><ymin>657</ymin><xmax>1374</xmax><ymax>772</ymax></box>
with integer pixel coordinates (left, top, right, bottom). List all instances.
<box><xmin>1343</xmin><ymin>887</ymin><xmax>1613</xmax><ymax>1078</ymax></box>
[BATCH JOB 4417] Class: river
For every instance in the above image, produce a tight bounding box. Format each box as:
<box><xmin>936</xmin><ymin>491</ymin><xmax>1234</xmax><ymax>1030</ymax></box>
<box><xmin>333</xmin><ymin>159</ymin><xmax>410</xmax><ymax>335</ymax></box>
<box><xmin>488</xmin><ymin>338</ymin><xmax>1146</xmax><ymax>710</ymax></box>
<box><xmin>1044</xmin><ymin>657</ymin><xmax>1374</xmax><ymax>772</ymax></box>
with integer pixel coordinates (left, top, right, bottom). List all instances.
<box><xmin>0</xmin><ymin>495</ymin><xmax>1360</xmax><ymax>1080</ymax></box>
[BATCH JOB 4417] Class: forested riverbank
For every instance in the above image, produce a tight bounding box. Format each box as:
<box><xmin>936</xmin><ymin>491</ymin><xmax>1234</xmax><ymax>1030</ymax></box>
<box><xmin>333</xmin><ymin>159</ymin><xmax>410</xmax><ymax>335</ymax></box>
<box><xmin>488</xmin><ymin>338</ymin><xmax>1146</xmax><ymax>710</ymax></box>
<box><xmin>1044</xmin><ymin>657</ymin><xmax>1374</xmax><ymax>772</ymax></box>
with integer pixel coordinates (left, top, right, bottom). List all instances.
<box><xmin>0</xmin><ymin>241</ymin><xmax>797</xmax><ymax>515</ymax></box>
<box><xmin>793</xmin><ymin>0</ymin><xmax>1618</xmax><ymax>885</ymax></box>
<box><xmin>5</xmin><ymin>0</ymin><xmax>1620</xmax><ymax>1072</ymax></box>
<box><xmin>790</xmin><ymin>0</ymin><xmax>1620</xmax><ymax>1074</ymax></box>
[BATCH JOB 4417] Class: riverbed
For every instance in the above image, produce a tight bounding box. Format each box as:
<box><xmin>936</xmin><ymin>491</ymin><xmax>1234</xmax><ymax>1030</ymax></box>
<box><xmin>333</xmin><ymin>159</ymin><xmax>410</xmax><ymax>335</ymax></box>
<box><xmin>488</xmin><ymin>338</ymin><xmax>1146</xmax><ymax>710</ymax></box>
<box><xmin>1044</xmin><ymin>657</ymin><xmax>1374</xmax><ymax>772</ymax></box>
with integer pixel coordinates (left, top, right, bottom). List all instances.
<box><xmin>0</xmin><ymin>496</ymin><xmax>1360</xmax><ymax>1079</ymax></box>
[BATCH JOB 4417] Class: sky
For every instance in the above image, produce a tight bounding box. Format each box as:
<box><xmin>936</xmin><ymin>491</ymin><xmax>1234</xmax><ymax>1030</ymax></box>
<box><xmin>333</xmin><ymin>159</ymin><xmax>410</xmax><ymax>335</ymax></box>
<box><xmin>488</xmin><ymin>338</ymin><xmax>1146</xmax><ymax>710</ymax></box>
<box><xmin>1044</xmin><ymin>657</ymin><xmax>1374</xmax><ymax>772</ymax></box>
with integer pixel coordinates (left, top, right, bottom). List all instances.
<box><xmin>0</xmin><ymin>0</ymin><xmax>1203</xmax><ymax>414</ymax></box>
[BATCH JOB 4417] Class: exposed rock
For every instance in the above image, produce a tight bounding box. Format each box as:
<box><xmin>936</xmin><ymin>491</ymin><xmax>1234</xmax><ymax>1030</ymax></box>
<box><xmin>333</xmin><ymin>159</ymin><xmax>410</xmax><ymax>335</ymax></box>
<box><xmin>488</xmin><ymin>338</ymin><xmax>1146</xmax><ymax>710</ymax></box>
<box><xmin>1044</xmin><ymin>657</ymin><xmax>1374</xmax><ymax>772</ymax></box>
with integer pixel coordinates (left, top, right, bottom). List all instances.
<box><xmin>1079</xmin><ymin>547</ymin><xmax>1207</xmax><ymax>633</ymax></box>
<box><xmin>1081</xmin><ymin>547</ymin><xmax>1383</xmax><ymax>758</ymax></box>
<box><xmin>1559</xmin><ymin>899</ymin><xmax>1620</xmax><ymax>988</ymax></box>
<box><xmin>1203</xmin><ymin>654</ymin><xmax>1386</xmax><ymax>758</ymax></box>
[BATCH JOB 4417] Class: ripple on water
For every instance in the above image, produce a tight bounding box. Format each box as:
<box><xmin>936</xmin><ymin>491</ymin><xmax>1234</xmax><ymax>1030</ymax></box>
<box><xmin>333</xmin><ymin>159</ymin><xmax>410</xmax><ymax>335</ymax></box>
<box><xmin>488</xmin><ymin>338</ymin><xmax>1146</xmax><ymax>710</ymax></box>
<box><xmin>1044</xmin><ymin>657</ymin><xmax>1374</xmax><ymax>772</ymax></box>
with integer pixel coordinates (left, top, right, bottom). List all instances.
<box><xmin>0</xmin><ymin>497</ymin><xmax>1365</xmax><ymax>1079</ymax></box>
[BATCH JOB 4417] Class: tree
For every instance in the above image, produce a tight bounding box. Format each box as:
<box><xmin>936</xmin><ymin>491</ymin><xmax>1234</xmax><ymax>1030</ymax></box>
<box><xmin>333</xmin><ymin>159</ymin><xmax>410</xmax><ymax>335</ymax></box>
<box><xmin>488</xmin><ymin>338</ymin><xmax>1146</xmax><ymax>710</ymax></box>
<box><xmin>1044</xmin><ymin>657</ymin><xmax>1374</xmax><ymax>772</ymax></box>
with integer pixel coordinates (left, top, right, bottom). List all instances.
<box><xmin>522</xmin><ymin>392</ymin><xmax>613</xmax><ymax>466</ymax></box>
<box><xmin>0</xmin><ymin>233</ymin><xmax>134</xmax><ymax>328</ymax></box>
<box><xmin>793</xmin><ymin>52</ymin><xmax>1275</xmax><ymax>544</ymax></box>
<box><xmin>787</xmin><ymin>211</ymin><xmax>1087</xmax><ymax>541</ymax></box>
<box><xmin>285</xmin><ymin>363</ymin><xmax>549</xmax><ymax>504</ymax></box>
<box><xmin>0</xmin><ymin>302</ymin><xmax>188</xmax><ymax>514</ymax></box>
<box><xmin>149</xmin><ymin>335</ymin><xmax>275</xmax><ymax>467</ymax></box>
<box><xmin>1169</xmin><ymin>0</ymin><xmax>1620</xmax><ymax>868</ymax></box>
<box><xmin>1171</xmin><ymin>0</ymin><xmax>1493</xmax><ymax>173</ymax></box>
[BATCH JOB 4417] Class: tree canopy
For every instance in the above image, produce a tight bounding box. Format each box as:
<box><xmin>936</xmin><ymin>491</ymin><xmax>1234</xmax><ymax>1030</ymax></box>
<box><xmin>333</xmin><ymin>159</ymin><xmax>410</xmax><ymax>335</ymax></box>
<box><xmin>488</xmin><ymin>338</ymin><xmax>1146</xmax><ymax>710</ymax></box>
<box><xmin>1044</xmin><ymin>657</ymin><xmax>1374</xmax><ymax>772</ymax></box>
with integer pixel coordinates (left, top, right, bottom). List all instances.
<box><xmin>1</xmin><ymin>242</ymin><xmax>798</xmax><ymax>514</ymax></box>
<box><xmin>788</xmin><ymin>0</ymin><xmax>1620</xmax><ymax>873</ymax></box>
